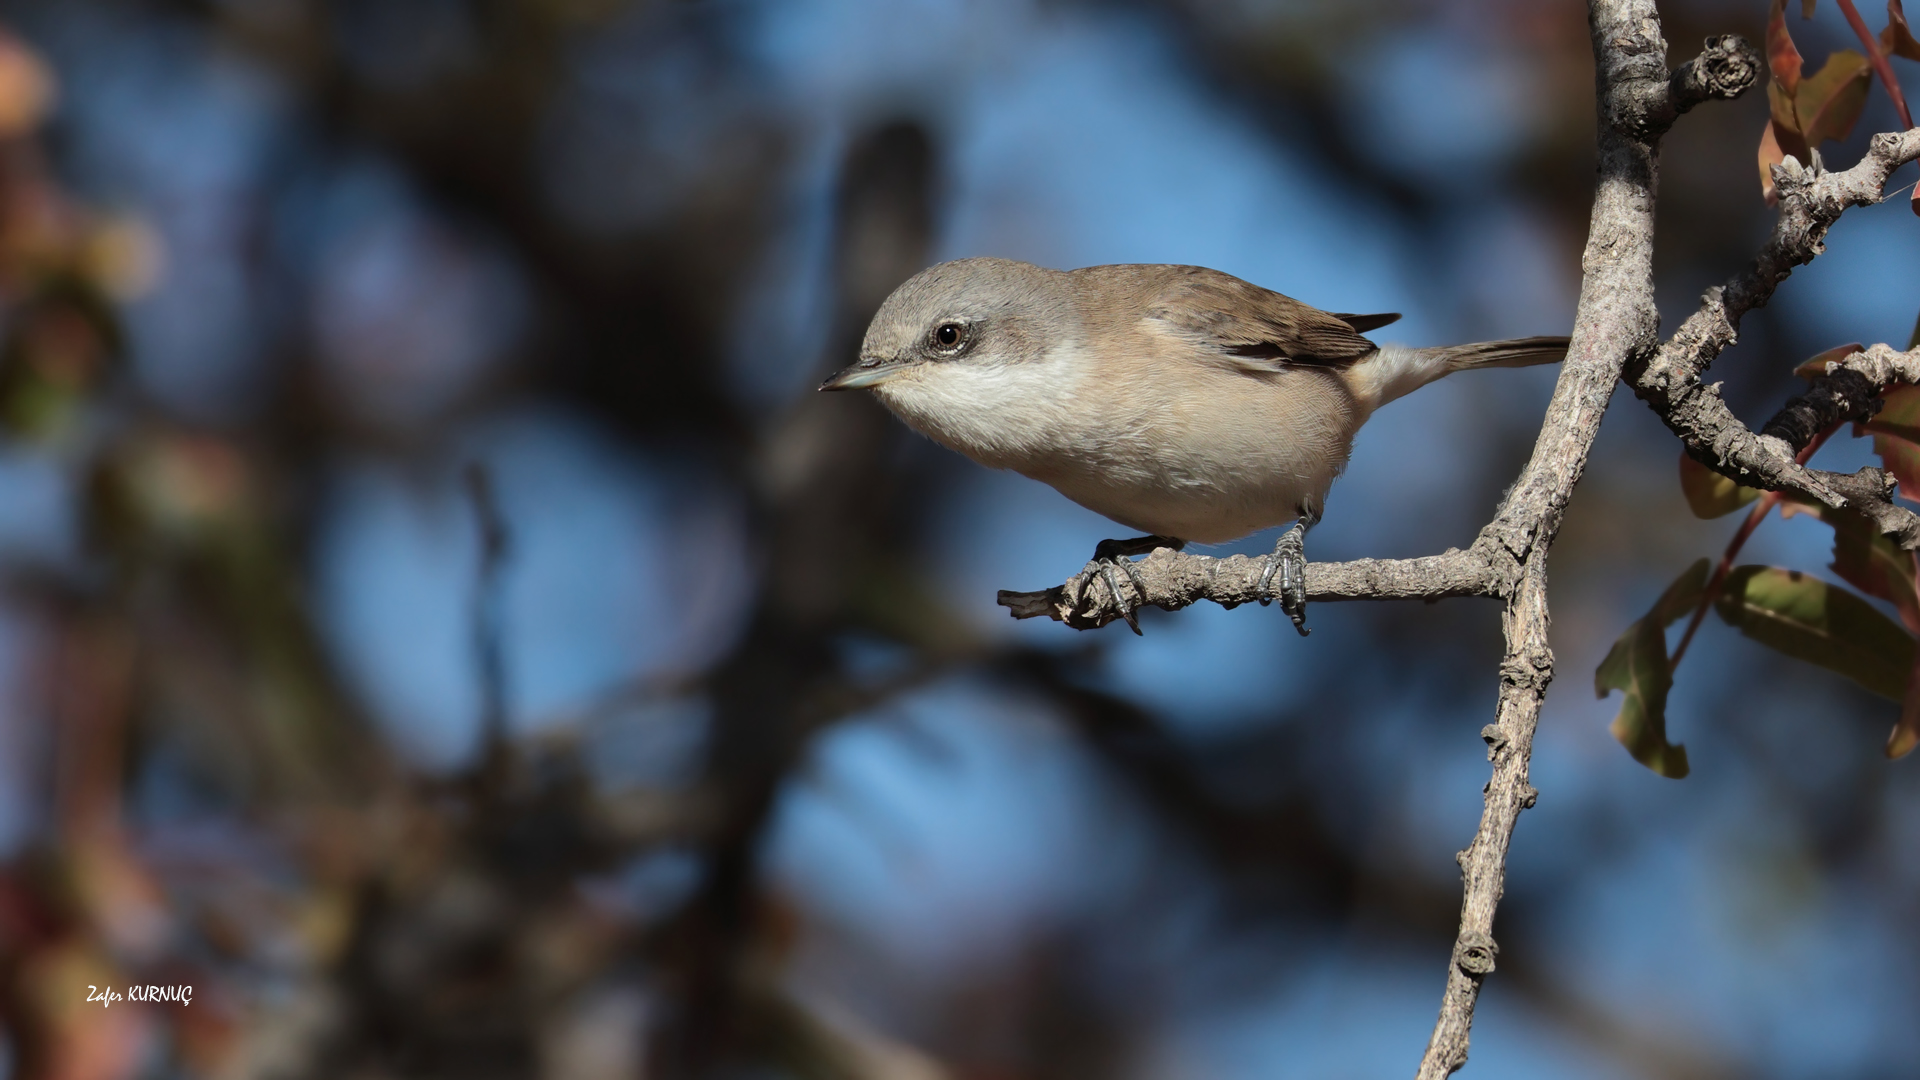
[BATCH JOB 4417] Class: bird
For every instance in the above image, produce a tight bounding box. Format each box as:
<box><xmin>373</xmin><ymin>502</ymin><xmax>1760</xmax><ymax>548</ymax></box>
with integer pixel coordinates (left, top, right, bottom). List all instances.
<box><xmin>819</xmin><ymin>257</ymin><xmax>1569</xmax><ymax>635</ymax></box>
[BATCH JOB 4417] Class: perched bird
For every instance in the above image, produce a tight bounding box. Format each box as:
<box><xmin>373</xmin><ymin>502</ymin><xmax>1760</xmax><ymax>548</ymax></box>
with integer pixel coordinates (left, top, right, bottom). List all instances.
<box><xmin>820</xmin><ymin>257</ymin><xmax>1568</xmax><ymax>635</ymax></box>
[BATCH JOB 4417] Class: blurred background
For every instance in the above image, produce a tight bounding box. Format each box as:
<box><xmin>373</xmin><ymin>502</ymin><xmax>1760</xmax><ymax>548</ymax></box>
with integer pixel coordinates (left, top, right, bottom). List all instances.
<box><xmin>0</xmin><ymin>0</ymin><xmax>1916</xmax><ymax>1076</ymax></box>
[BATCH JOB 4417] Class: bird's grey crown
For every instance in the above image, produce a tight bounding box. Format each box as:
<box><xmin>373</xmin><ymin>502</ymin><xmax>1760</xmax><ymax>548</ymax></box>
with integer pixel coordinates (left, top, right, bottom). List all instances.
<box><xmin>858</xmin><ymin>257</ymin><xmax>1069</xmax><ymax>368</ymax></box>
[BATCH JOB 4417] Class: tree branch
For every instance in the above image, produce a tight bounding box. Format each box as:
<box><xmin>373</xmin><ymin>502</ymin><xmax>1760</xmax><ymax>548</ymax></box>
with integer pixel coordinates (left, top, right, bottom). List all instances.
<box><xmin>1629</xmin><ymin>131</ymin><xmax>1920</xmax><ymax>549</ymax></box>
<box><xmin>996</xmin><ymin>549</ymin><xmax>1499</xmax><ymax>629</ymax></box>
<box><xmin>993</xmin><ymin>15</ymin><xmax>1755</xmax><ymax>1077</ymax></box>
<box><xmin>1632</xmin><ymin>33</ymin><xmax>1762</xmax><ymax>133</ymax></box>
<box><xmin>1414</xmin><ymin>9</ymin><xmax>1736</xmax><ymax>1076</ymax></box>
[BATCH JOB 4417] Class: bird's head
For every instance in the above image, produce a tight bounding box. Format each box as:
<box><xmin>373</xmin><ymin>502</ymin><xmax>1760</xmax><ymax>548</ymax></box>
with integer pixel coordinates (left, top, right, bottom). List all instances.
<box><xmin>819</xmin><ymin>257</ymin><xmax>1063</xmax><ymax>395</ymax></box>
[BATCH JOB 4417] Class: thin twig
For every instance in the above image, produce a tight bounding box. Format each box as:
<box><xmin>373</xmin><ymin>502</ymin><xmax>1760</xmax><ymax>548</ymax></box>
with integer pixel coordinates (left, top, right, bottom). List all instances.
<box><xmin>1836</xmin><ymin>0</ymin><xmax>1914</xmax><ymax>128</ymax></box>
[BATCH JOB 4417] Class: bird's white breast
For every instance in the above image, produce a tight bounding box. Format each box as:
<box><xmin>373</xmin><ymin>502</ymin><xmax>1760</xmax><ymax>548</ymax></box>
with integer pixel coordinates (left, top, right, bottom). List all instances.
<box><xmin>873</xmin><ymin>337</ymin><xmax>1367</xmax><ymax>545</ymax></box>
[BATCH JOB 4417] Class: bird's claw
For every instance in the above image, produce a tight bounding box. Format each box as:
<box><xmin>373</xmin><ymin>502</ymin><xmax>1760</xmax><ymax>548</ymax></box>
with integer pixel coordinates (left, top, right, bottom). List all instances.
<box><xmin>1101</xmin><ymin>562</ymin><xmax>1142</xmax><ymax>634</ymax></box>
<box><xmin>1076</xmin><ymin>554</ymin><xmax>1147</xmax><ymax>635</ymax></box>
<box><xmin>1073</xmin><ymin>536</ymin><xmax>1176</xmax><ymax>635</ymax></box>
<box><xmin>1259</xmin><ymin>523</ymin><xmax>1310</xmax><ymax>636</ymax></box>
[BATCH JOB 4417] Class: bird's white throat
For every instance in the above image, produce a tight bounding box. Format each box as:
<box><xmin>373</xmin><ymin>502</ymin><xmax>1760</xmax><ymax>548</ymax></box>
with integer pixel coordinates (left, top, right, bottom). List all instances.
<box><xmin>873</xmin><ymin>347</ymin><xmax>1089</xmax><ymax>470</ymax></box>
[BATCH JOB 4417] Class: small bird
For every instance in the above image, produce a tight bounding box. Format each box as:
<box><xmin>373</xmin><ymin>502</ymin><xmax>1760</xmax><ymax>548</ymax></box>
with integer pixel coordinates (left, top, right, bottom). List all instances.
<box><xmin>820</xmin><ymin>257</ymin><xmax>1568</xmax><ymax>635</ymax></box>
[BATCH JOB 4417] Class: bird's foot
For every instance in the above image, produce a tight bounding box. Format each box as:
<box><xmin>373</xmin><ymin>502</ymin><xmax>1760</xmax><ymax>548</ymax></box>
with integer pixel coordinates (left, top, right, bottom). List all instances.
<box><xmin>1074</xmin><ymin>535</ymin><xmax>1184</xmax><ymax>635</ymax></box>
<box><xmin>1258</xmin><ymin>521</ymin><xmax>1311</xmax><ymax>637</ymax></box>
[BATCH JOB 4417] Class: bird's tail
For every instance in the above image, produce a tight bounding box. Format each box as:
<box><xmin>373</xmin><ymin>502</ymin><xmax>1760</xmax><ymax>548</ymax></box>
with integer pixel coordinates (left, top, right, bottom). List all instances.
<box><xmin>1439</xmin><ymin>336</ymin><xmax>1571</xmax><ymax>372</ymax></box>
<box><xmin>1352</xmin><ymin>336</ymin><xmax>1569</xmax><ymax>413</ymax></box>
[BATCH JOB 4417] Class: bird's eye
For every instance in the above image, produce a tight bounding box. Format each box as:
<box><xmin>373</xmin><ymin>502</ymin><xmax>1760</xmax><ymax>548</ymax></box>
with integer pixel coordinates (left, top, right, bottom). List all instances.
<box><xmin>933</xmin><ymin>322</ymin><xmax>965</xmax><ymax>350</ymax></box>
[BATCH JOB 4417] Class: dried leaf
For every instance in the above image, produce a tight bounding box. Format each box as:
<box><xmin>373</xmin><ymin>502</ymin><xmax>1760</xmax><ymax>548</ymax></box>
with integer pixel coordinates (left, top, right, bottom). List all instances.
<box><xmin>1715</xmin><ymin>566</ymin><xmax>1915</xmax><ymax>699</ymax></box>
<box><xmin>1678</xmin><ymin>452</ymin><xmax>1761</xmax><ymax>518</ymax></box>
<box><xmin>1597</xmin><ymin>559</ymin><xmax>1708</xmax><ymax>778</ymax></box>
<box><xmin>1806</xmin><ymin>0</ymin><xmax>1819</xmax><ymax>16</ymax></box>
<box><xmin>1791</xmin><ymin>341</ymin><xmax>1866</xmax><ymax>378</ymax></box>
<box><xmin>1770</xmin><ymin>0</ymin><xmax>1806</xmax><ymax>97</ymax></box>
<box><xmin>1796</xmin><ymin>50</ymin><xmax>1873</xmax><ymax>145</ymax></box>
<box><xmin>1884</xmin><ymin>0</ymin><xmax>1920</xmax><ymax>61</ymax></box>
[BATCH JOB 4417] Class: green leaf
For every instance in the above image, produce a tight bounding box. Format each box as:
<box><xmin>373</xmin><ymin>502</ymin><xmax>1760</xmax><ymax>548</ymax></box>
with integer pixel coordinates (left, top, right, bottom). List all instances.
<box><xmin>1781</xmin><ymin>500</ymin><xmax>1920</xmax><ymax>630</ymax></box>
<box><xmin>1747</xmin><ymin>514</ymin><xmax>1920</xmax><ymax>759</ymax></box>
<box><xmin>1597</xmin><ymin>559</ymin><xmax>1708</xmax><ymax>778</ymax></box>
<box><xmin>1714</xmin><ymin>566</ymin><xmax>1915</xmax><ymax>700</ymax></box>
<box><xmin>1678</xmin><ymin>452</ymin><xmax>1761</xmax><ymax>518</ymax></box>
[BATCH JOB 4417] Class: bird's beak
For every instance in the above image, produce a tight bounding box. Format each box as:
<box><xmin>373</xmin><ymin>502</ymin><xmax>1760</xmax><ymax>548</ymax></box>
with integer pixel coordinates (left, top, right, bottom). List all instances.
<box><xmin>819</xmin><ymin>355</ymin><xmax>905</xmax><ymax>392</ymax></box>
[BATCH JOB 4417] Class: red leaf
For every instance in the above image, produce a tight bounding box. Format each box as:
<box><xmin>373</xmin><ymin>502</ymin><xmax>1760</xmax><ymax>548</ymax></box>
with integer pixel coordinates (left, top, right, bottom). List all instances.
<box><xmin>1787</xmin><ymin>503</ymin><xmax>1920</xmax><ymax>630</ymax></box>
<box><xmin>1842</xmin><ymin>0</ymin><xmax>1916</xmax><ymax>129</ymax></box>
<box><xmin>1769</xmin><ymin>79</ymin><xmax>1809</xmax><ymax>151</ymax></box>
<box><xmin>1833</xmin><ymin>376</ymin><xmax>1920</xmax><ymax>507</ymax></box>
<box><xmin>1884</xmin><ymin>0</ymin><xmax>1920</xmax><ymax>60</ymax></box>
<box><xmin>1792</xmin><ymin>341</ymin><xmax>1867</xmax><ymax>379</ymax></box>
<box><xmin>1870</xmin><ymin>432</ymin><xmax>1920</xmax><ymax>499</ymax></box>
<box><xmin>1870</xmin><ymin>385</ymin><xmax>1920</xmax><ymax>501</ymax></box>
<box><xmin>1771</xmin><ymin>0</ymin><xmax>1806</xmax><ymax>96</ymax></box>
<box><xmin>1879</xmin><ymin>383</ymin><xmax>1920</xmax><ymax>426</ymax></box>
<box><xmin>1759</xmin><ymin>119</ymin><xmax>1790</xmax><ymax>204</ymax></box>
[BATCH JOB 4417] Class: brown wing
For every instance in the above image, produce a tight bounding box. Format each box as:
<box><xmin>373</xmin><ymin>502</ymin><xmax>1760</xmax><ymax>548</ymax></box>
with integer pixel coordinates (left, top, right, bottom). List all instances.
<box><xmin>1126</xmin><ymin>265</ymin><xmax>1387</xmax><ymax>373</ymax></box>
<box><xmin>1332</xmin><ymin>312</ymin><xmax>1402</xmax><ymax>334</ymax></box>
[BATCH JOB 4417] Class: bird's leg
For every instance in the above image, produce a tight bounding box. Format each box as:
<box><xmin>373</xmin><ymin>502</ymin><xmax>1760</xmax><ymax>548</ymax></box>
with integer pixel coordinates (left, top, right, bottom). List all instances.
<box><xmin>1074</xmin><ymin>534</ymin><xmax>1185</xmax><ymax>635</ymax></box>
<box><xmin>1259</xmin><ymin>506</ymin><xmax>1320</xmax><ymax>637</ymax></box>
